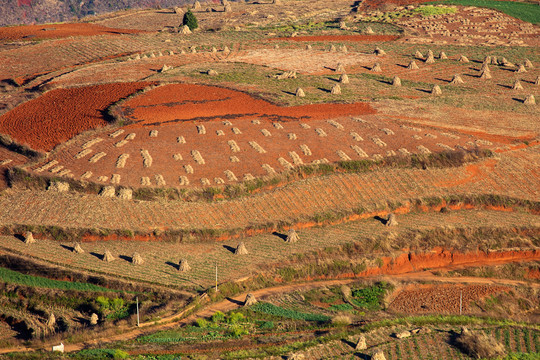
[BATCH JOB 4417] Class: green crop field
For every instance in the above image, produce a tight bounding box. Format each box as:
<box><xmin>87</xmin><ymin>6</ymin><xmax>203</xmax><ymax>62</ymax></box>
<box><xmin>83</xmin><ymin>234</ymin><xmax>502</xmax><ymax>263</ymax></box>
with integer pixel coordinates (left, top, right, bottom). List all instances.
<box><xmin>432</xmin><ymin>0</ymin><xmax>540</xmax><ymax>24</ymax></box>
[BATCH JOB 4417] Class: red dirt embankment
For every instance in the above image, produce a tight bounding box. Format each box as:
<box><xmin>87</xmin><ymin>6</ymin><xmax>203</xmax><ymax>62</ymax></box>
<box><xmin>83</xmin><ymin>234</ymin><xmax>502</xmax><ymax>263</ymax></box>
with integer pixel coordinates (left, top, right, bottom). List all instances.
<box><xmin>271</xmin><ymin>35</ymin><xmax>400</xmax><ymax>42</ymax></box>
<box><xmin>0</xmin><ymin>23</ymin><xmax>144</xmax><ymax>41</ymax></box>
<box><xmin>0</xmin><ymin>82</ymin><xmax>150</xmax><ymax>152</ymax></box>
<box><xmin>123</xmin><ymin>83</ymin><xmax>376</xmax><ymax>126</ymax></box>
<box><xmin>299</xmin><ymin>248</ymin><xmax>540</xmax><ymax>281</ymax></box>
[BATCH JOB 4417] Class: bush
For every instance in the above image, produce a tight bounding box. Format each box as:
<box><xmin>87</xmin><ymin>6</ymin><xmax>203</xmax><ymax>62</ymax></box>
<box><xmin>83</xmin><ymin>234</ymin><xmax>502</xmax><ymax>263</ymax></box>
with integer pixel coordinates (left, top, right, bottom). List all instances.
<box><xmin>212</xmin><ymin>311</ymin><xmax>225</xmax><ymax>323</ymax></box>
<box><xmin>227</xmin><ymin>312</ymin><xmax>244</xmax><ymax>324</ymax></box>
<box><xmin>195</xmin><ymin>318</ymin><xmax>208</xmax><ymax>328</ymax></box>
<box><xmin>456</xmin><ymin>328</ymin><xmax>506</xmax><ymax>359</ymax></box>
<box><xmin>183</xmin><ymin>10</ymin><xmax>198</xmax><ymax>30</ymax></box>
<box><xmin>331</xmin><ymin>315</ymin><xmax>352</xmax><ymax>326</ymax></box>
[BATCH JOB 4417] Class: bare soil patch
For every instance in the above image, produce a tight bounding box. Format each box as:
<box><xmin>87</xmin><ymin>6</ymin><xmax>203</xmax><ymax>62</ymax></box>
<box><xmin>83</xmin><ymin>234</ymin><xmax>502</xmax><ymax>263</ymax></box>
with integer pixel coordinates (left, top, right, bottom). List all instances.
<box><xmin>0</xmin><ymin>82</ymin><xmax>150</xmax><ymax>152</ymax></box>
<box><xmin>0</xmin><ymin>23</ymin><xmax>145</xmax><ymax>41</ymax></box>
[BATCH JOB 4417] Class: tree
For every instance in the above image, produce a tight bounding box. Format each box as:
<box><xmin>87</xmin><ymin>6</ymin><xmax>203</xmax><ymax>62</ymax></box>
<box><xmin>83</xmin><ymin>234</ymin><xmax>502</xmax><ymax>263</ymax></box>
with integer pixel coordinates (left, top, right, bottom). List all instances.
<box><xmin>183</xmin><ymin>10</ymin><xmax>198</xmax><ymax>31</ymax></box>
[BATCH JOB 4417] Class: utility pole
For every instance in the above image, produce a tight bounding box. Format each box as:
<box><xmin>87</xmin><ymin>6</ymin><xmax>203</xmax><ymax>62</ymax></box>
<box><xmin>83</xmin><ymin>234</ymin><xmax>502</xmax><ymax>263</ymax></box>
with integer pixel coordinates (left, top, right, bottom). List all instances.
<box><xmin>136</xmin><ymin>296</ymin><xmax>140</xmax><ymax>327</ymax></box>
<box><xmin>215</xmin><ymin>261</ymin><xmax>218</xmax><ymax>293</ymax></box>
<box><xmin>459</xmin><ymin>291</ymin><xmax>462</xmax><ymax>315</ymax></box>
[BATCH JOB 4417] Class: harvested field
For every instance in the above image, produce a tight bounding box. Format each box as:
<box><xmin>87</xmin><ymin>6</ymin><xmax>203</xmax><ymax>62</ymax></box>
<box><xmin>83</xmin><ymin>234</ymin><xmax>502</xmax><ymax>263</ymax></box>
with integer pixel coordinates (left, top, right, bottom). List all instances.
<box><xmin>0</xmin><ymin>23</ymin><xmax>144</xmax><ymax>41</ymax></box>
<box><xmin>0</xmin><ymin>82</ymin><xmax>150</xmax><ymax>151</ymax></box>
<box><xmin>270</xmin><ymin>35</ymin><xmax>400</xmax><ymax>42</ymax></box>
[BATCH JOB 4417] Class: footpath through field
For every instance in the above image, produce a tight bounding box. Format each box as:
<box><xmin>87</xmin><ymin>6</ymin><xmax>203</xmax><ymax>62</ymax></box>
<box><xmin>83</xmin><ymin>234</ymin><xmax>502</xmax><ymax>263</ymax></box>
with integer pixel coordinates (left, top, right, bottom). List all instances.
<box><xmin>0</xmin><ymin>147</ymin><xmax>537</xmax><ymax>233</ymax></box>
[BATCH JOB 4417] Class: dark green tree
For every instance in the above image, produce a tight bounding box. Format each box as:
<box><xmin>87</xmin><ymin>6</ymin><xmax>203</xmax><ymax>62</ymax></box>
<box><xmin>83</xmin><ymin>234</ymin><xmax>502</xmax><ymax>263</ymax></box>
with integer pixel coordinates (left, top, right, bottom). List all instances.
<box><xmin>182</xmin><ymin>10</ymin><xmax>198</xmax><ymax>31</ymax></box>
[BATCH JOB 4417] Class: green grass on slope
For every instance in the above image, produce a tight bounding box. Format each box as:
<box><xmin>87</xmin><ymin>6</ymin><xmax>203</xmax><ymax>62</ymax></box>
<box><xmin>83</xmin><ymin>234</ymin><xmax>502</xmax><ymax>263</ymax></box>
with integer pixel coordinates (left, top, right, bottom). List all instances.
<box><xmin>0</xmin><ymin>266</ymin><xmax>114</xmax><ymax>292</ymax></box>
<box><xmin>431</xmin><ymin>0</ymin><xmax>540</xmax><ymax>24</ymax></box>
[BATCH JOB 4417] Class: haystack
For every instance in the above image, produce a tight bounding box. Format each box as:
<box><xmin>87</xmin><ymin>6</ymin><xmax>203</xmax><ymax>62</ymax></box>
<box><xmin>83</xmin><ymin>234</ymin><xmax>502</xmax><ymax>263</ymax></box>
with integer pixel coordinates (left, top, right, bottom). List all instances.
<box><xmin>179</xmin><ymin>259</ymin><xmax>191</xmax><ymax>271</ymax></box>
<box><xmin>372</xmin><ymin>349</ymin><xmax>386</xmax><ymax>360</ymax></box>
<box><xmin>73</xmin><ymin>242</ymin><xmax>84</xmax><ymax>254</ymax></box>
<box><xmin>224</xmin><ymin>4</ymin><xmax>232</xmax><ymax>12</ymax></box>
<box><xmin>223</xmin><ymin>46</ymin><xmax>230</xmax><ymax>52</ymax></box>
<box><xmin>450</xmin><ymin>74</ymin><xmax>464</xmax><ymax>85</ymax></box>
<box><xmin>371</xmin><ymin>62</ymin><xmax>382</xmax><ymax>72</ymax></box>
<box><xmin>180</xmin><ymin>25</ymin><xmax>192</xmax><ymax>34</ymax></box>
<box><xmin>274</xmin><ymin>70</ymin><xmax>297</xmax><ymax>79</ymax></box>
<box><xmin>339</xmin><ymin>73</ymin><xmax>349</xmax><ymax>84</ymax></box>
<box><xmin>480</xmin><ymin>63</ymin><xmax>490</xmax><ymax>72</ymax></box>
<box><xmin>211</xmin><ymin>46</ymin><xmax>217</xmax><ymax>53</ymax></box>
<box><xmin>103</xmin><ymin>249</ymin><xmax>115</xmax><ymax>262</ymax></box>
<box><xmin>479</xmin><ymin>69</ymin><xmax>491</xmax><ymax>79</ymax></box>
<box><xmin>235</xmin><ymin>242</ymin><xmax>248</xmax><ymax>255</ymax></box>
<box><xmin>524</xmin><ymin>94</ymin><xmax>535</xmax><ymax>105</ymax></box>
<box><xmin>340</xmin><ymin>45</ymin><xmax>348</xmax><ymax>53</ymax></box>
<box><xmin>431</xmin><ymin>85</ymin><xmax>442</xmax><ymax>96</ymax></box>
<box><xmin>386</xmin><ymin>213</ymin><xmax>398</xmax><ymax>226</ymax></box>
<box><xmin>407</xmin><ymin>60</ymin><xmax>419</xmax><ymax>70</ymax></box>
<box><xmin>512</xmin><ymin>79</ymin><xmax>523</xmax><ymax>90</ymax></box>
<box><xmin>516</xmin><ymin>64</ymin><xmax>527</xmax><ymax>73</ymax></box>
<box><xmin>286</xmin><ymin>229</ymin><xmax>299</xmax><ymax>243</ymax></box>
<box><xmin>134</xmin><ymin>54</ymin><xmax>141</xmax><ymax>60</ymax></box>
<box><xmin>490</xmin><ymin>56</ymin><xmax>498</xmax><ymax>65</ymax></box>
<box><xmin>118</xmin><ymin>188</ymin><xmax>132</xmax><ymax>200</ymax></box>
<box><xmin>329</xmin><ymin>44</ymin><xmax>336</xmax><ymax>52</ymax></box>
<box><xmin>424</xmin><ymin>53</ymin><xmax>435</xmax><ymax>64</ymax></box>
<box><xmin>287</xmin><ymin>354</ymin><xmax>304</xmax><ymax>360</ymax></box>
<box><xmin>456</xmin><ymin>328</ymin><xmax>505</xmax><ymax>359</ymax></box>
<box><xmin>160</xmin><ymin>64</ymin><xmax>172</xmax><ymax>72</ymax></box>
<box><xmin>414</xmin><ymin>50</ymin><xmax>423</xmax><ymax>59</ymax></box>
<box><xmin>374</xmin><ymin>47</ymin><xmax>386</xmax><ymax>56</ymax></box>
<box><xmin>458</xmin><ymin>55</ymin><xmax>469</xmax><ymax>63</ymax></box>
<box><xmin>244</xmin><ymin>293</ymin><xmax>257</xmax><ymax>306</ymax></box>
<box><xmin>331</xmin><ymin>84</ymin><xmax>342</xmax><ymax>95</ymax></box>
<box><xmin>207</xmin><ymin>69</ymin><xmax>219</xmax><ymax>76</ymax></box>
<box><xmin>336</xmin><ymin>63</ymin><xmax>345</xmax><ymax>73</ymax></box>
<box><xmin>149</xmin><ymin>52</ymin><xmax>156</xmax><ymax>58</ymax></box>
<box><xmin>46</xmin><ymin>313</ymin><xmax>56</xmax><ymax>330</ymax></box>
<box><xmin>524</xmin><ymin>59</ymin><xmax>534</xmax><ymax>68</ymax></box>
<box><xmin>273</xmin><ymin>0</ymin><xmax>281</xmax><ymax>4</ymax></box>
<box><xmin>365</xmin><ymin>26</ymin><xmax>374</xmax><ymax>34</ymax></box>
<box><xmin>132</xmin><ymin>252</ymin><xmax>144</xmax><ymax>265</ymax></box>
<box><xmin>193</xmin><ymin>1</ymin><xmax>201</xmax><ymax>10</ymax></box>
<box><xmin>483</xmin><ymin>55</ymin><xmax>491</xmax><ymax>64</ymax></box>
<box><xmin>89</xmin><ymin>313</ymin><xmax>98</xmax><ymax>326</ymax></box>
<box><xmin>157</xmin><ymin>51</ymin><xmax>163</xmax><ymax>57</ymax></box>
<box><xmin>355</xmin><ymin>335</ymin><xmax>367</xmax><ymax>350</ymax></box>
<box><xmin>24</xmin><ymin>231</ymin><xmax>35</xmax><ymax>244</ymax></box>
<box><xmin>439</xmin><ymin>51</ymin><xmax>448</xmax><ymax>60</ymax></box>
<box><xmin>295</xmin><ymin>88</ymin><xmax>305</xmax><ymax>97</ymax></box>
<box><xmin>191</xmin><ymin>47</ymin><xmax>197</xmax><ymax>53</ymax></box>
<box><xmin>535</xmin><ymin>75</ymin><xmax>540</xmax><ymax>86</ymax></box>
<box><xmin>174</xmin><ymin>7</ymin><xmax>184</xmax><ymax>15</ymax></box>
<box><xmin>274</xmin><ymin>44</ymin><xmax>280</xmax><ymax>50</ymax></box>
<box><xmin>306</xmin><ymin>44</ymin><xmax>312</xmax><ymax>50</ymax></box>
<box><xmin>392</xmin><ymin>76</ymin><xmax>401</xmax><ymax>87</ymax></box>
<box><xmin>500</xmin><ymin>57</ymin><xmax>514</xmax><ymax>67</ymax></box>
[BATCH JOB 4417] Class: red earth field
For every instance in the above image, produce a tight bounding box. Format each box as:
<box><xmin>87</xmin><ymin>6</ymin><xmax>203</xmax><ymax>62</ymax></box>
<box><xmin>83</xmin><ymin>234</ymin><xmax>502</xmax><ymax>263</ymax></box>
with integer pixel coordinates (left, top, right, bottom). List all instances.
<box><xmin>0</xmin><ymin>23</ymin><xmax>144</xmax><ymax>41</ymax></box>
<box><xmin>0</xmin><ymin>82</ymin><xmax>150</xmax><ymax>151</ymax></box>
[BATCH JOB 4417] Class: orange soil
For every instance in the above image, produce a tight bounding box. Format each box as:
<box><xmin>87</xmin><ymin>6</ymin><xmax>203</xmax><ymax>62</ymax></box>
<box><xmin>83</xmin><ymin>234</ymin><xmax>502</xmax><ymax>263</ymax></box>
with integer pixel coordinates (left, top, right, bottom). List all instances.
<box><xmin>122</xmin><ymin>83</ymin><xmax>376</xmax><ymax>127</ymax></box>
<box><xmin>0</xmin><ymin>82</ymin><xmax>150</xmax><ymax>152</ymax></box>
<box><xmin>270</xmin><ymin>35</ymin><xmax>400</xmax><ymax>42</ymax></box>
<box><xmin>435</xmin><ymin>158</ymin><xmax>497</xmax><ymax>188</ymax></box>
<box><xmin>0</xmin><ymin>23</ymin><xmax>144</xmax><ymax>41</ymax></box>
<box><xmin>527</xmin><ymin>268</ymin><xmax>540</xmax><ymax>279</ymax></box>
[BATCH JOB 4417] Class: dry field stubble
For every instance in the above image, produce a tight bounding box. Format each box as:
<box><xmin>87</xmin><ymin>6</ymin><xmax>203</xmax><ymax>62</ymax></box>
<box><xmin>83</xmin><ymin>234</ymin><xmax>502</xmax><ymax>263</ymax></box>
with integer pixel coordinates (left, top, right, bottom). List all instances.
<box><xmin>1</xmin><ymin>209</ymin><xmax>537</xmax><ymax>289</ymax></box>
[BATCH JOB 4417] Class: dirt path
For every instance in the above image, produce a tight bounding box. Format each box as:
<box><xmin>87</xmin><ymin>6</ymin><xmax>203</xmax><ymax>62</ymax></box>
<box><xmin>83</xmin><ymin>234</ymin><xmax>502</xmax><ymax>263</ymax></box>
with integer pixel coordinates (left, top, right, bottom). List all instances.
<box><xmin>1</xmin><ymin>268</ymin><xmax>537</xmax><ymax>355</ymax></box>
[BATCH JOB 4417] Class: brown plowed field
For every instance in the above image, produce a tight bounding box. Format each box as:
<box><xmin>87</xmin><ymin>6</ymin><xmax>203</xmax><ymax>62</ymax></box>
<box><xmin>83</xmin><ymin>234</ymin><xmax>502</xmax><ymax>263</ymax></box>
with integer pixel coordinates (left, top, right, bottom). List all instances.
<box><xmin>0</xmin><ymin>82</ymin><xmax>150</xmax><ymax>151</ymax></box>
<box><xmin>0</xmin><ymin>23</ymin><xmax>144</xmax><ymax>41</ymax></box>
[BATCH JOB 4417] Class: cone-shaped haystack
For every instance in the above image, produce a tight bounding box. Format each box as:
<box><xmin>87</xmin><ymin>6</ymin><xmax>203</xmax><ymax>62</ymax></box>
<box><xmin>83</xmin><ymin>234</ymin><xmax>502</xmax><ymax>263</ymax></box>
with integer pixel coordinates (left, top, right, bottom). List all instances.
<box><xmin>331</xmin><ymin>84</ymin><xmax>342</xmax><ymax>95</ymax></box>
<box><xmin>149</xmin><ymin>52</ymin><xmax>156</xmax><ymax>58</ymax></box>
<box><xmin>224</xmin><ymin>3</ymin><xmax>232</xmax><ymax>12</ymax></box>
<box><xmin>180</xmin><ymin>25</ymin><xmax>192</xmax><ymax>34</ymax></box>
<box><xmin>371</xmin><ymin>62</ymin><xmax>382</xmax><ymax>72</ymax></box>
<box><xmin>341</xmin><ymin>45</ymin><xmax>348</xmax><ymax>53</ymax></box>
<box><xmin>516</xmin><ymin>64</ymin><xmax>527</xmax><ymax>73</ymax></box>
<box><xmin>336</xmin><ymin>63</ymin><xmax>345</xmax><ymax>73</ymax></box>
<box><xmin>73</xmin><ymin>242</ymin><xmax>84</xmax><ymax>254</ymax></box>
<box><xmin>483</xmin><ymin>55</ymin><xmax>491</xmax><ymax>64</ymax></box>
<box><xmin>160</xmin><ymin>64</ymin><xmax>172</xmax><ymax>72</ymax></box>
<box><xmin>491</xmin><ymin>56</ymin><xmax>498</xmax><ymax>65</ymax></box>
<box><xmin>193</xmin><ymin>0</ymin><xmax>201</xmax><ymax>10</ymax></box>
<box><xmin>425</xmin><ymin>53</ymin><xmax>435</xmax><ymax>64</ymax></box>
<box><xmin>273</xmin><ymin>0</ymin><xmax>281</xmax><ymax>4</ymax></box>
<box><xmin>407</xmin><ymin>60</ymin><xmax>419</xmax><ymax>70</ymax></box>
<box><xmin>134</xmin><ymin>54</ymin><xmax>141</xmax><ymax>60</ymax></box>
<box><xmin>535</xmin><ymin>75</ymin><xmax>540</xmax><ymax>86</ymax></box>
<box><xmin>458</xmin><ymin>55</ymin><xmax>469</xmax><ymax>63</ymax></box>
<box><xmin>439</xmin><ymin>51</ymin><xmax>447</xmax><ymax>60</ymax></box>
<box><xmin>355</xmin><ymin>335</ymin><xmax>367</xmax><ymax>350</ymax></box>
<box><xmin>179</xmin><ymin>259</ymin><xmax>191</xmax><ymax>271</ymax></box>
<box><xmin>414</xmin><ymin>50</ymin><xmax>423</xmax><ymax>59</ymax></box>
<box><xmin>223</xmin><ymin>46</ymin><xmax>230</xmax><ymax>53</ymax></box>
<box><xmin>386</xmin><ymin>213</ymin><xmax>398</xmax><ymax>226</ymax></box>
<box><xmin>392</xmin><ymin>76</ymin><xmax>401</xmax><ymax>87</ymax></box>
<box><xmin>24</xmin><ymin>231</ymin><xmax>35</xmax><ymax>244</ymax></box>
<box><xmin>191</xmin><ymin>47</ymin><xmax>197</xmax><ymax>53</ymax></box>
<box><xmin>235</xmin><ymin>242</ymin><xmax>248</xmax><ymax>255</ymax></box>
<box><xmin>211</xmin><ymin>46</ymin><xmax>217</xmax><ymax>53</ymax></box>
<box><xmin>480</xmin><ymin>62</ymin><xmax>490</xmax><ymax>72</ymax></box>
<box><xmin>374</xmin><ymin>47</ymin><xmax>386</xmax><ymax>56</ymax></box>
<box><xmin>132</xmin><ymin>252</ymin><xmax>144</xmax><ymax>265</ymax></box>
<box><xmin>524</xmin><ymin>94</ymin><xmax>535</xmax><ymax>105</ymax></box>
<box><xmin>103</xmin><ymin>249</ymin><xmax>115</xmax><ymax>262</ymax></box>
<box><xmin>450</xmin><ymin>74</ymin><xmax>464</xmax><ymax>85</ymax></box>
<box><xmin>501</xmin><ymin>57</ymin><xmax>514</xmax><ymax>67</ymax></box>
<box><xmin>274</xmin><ymin>44</ymin><xmax>280</xmax><ymax>50</ymax></box>
<box><xmin>306</xmin><ymin>44</ymin><xmax>312</xmax><ymax>50</ymax></box>
<box><xmin>479</xmin><ymin>69</ymin><xmax>492</xmax><ymax>79</ymax></box>
<box><xmin>207</xmin><ymin>69</ymin><xmax>218</xmax><ymax>76</ymax></box>
<box><xmin>174</xmin><ymin>7</ymin><xmax>184</xmax><ymax>15</ymax></box>
<box><xmin>512</xmin><ymin>79</ymin><xmax>523</xmax><ymax>90</ymax></box>
<box><xmin>89</xmin><ymin>313</ymin><xmax>99</xmax><ymax>326</ymax></box>
<box><xmin>365</xmin><ymin>26</ymin><xmax>374</xmax><ymax>34</ymax></box>
<box><xmin>524</xmin><ymin>59</ymin><xmax>533</xmax><ymax>68</ymax></box>
<box><xmin>46</xmin><ymin>313</ymin><xmax>56</xmax><ymax>329</ymax></box>
<box><xmin>286</xmin><ymin>229</ymin><xmax>299</xmax><ymax>243</ymax></box>
<box><xmin>329</xmin><ymin>44</ymin><xmax>336</xmax><ymax>52</ymax></box>
<box><xmin>431</xmin><ymin>85</ymin><xmax>442</xmax><ymax>96</ymax></box>
<box><xmin>244</xmin><ymin>293</ymin><xmax>257</xmax><ymax>306</ymax></box>
<box><xmin>339</xmin><ymin>73</ymin><xmax>349</xmax><ymax>84</ymax></box>
<box><xmin>295</xmin><ymin>88</ymin><xmax>305</xmax><ymax>97</ymax></box>
<box><xmin>372</xmin><ymin>349</ymin><xmax>387</xmax><ymax>360</ymax></box>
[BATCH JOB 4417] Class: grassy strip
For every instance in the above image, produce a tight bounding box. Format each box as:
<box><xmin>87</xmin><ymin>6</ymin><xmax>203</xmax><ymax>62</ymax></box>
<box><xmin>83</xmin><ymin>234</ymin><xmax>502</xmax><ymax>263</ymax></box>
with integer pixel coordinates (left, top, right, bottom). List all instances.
<box><xmin>0</xmin><ymin>266</ymin><xmax>113</xmax><ymax>292</ymax></box>
<box><xmin>430</xmin><ymin>0</ymin><xmax>540</xmax><ymax>24</ymax></box>
<box><xmin>250</xmin><ymin>302</ymin><xmax>330</xmax><ymax>322</ymax></box>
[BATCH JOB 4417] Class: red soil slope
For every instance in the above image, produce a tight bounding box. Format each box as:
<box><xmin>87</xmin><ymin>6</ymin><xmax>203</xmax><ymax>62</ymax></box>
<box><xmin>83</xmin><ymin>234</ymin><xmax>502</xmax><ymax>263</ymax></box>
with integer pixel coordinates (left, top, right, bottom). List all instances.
<box><xmin>0</xmin><ymin>23</ymin><xmax>144</xmax><ymax>41</ymax></box>
<box><xmin>0</xmin><ymin>82</ymin><xmax>150</xmax><ymax>152</ymax></box>
<box><xmin>123</xmin><ymin>83</ymin><xmax>376</xmax><ymax>126</ymax></box>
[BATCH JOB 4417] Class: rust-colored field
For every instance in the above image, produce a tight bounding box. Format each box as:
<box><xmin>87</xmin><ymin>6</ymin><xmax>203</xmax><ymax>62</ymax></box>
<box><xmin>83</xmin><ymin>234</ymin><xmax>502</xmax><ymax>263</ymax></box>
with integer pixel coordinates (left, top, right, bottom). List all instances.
<box><xmin>0</xmin><ymin>82</ymin><xmax>150</xmax><ymax>151</ymax></box>
<box><xmin>0</xmin><ymin>23</ymin><xmax>144</xmax><ymax>41</ymax></box>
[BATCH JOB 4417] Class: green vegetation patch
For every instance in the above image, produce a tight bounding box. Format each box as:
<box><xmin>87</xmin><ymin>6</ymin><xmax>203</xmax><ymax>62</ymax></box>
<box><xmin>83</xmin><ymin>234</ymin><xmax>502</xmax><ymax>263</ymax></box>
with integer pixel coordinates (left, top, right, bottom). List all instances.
<box><xmin>351</xmin><ymin>282</ymin><xmax>392</xmax><ymax>311</ymax></box>
<box><xmin>250</xmin><ymin>302</ymin><xmax>330</xmax><ymax>322</ymax></box>
<box><xmin>431</xmin><ymin>0</ymin><xmax>540</xmax><ymax>24</ymax></box>
<box><xmin>0</xmin><ymin>266</ymin><xmax>113</xmax><ymax>292</ymax></box>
